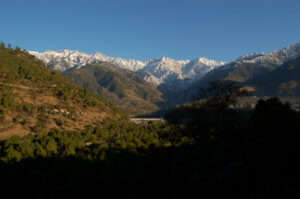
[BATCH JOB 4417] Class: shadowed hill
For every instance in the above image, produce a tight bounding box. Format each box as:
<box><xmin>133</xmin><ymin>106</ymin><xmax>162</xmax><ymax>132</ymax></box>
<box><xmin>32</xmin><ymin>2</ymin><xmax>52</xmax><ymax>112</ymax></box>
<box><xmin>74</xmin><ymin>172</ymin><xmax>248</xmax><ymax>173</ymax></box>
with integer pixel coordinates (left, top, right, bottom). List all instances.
<box><xmin>0</xmin><ymin>44</ymin><xmax>123</xmax><ymax>139</ymax></box>
<box><xmin>64</xmin><ymin>63</ymin><xmax>165</xmax><ymax>116</ymax></box>
<box><xmin>248</xmin><ymin>56</ymin><xmax>300</xmax><ymax>97</ymax></box>
<box><xmin>183</xmin><ymin>44</ymin><xmax>300</xmax><ymax>101</ymax></box>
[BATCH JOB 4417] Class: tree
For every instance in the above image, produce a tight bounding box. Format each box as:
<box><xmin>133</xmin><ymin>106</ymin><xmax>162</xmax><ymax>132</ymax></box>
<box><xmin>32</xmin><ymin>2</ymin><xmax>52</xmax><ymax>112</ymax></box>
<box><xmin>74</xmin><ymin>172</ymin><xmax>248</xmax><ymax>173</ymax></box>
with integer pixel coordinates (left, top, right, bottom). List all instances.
<box><xmin>15</xmin><ymin>46</ymin><xmax>21</xmax><ymax>52</ymax></box>
<box><xmin>197</xmin><ymin>80</ymin><xmax>248</xmax><ymax>108</ymax></box>
<box><xmin>279</xmin><ymin>80</ymin><xmax>298</xmax><ymax>96</ymax></box>
<box><xmin>252</xmin><ymin>97</ymin><xmax>296</xmax><ymax>129</ymax></box>
<box><xmin>0</xmin><ymin>42</ymin><xmax>5</xmax><ymax>49</ymax></box>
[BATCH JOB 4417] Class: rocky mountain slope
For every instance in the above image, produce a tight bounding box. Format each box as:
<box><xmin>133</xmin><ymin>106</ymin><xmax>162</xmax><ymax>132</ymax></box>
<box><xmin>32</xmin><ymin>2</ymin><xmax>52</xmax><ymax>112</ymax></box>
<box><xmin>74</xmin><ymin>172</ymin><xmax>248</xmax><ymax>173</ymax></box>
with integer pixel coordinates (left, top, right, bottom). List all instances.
<box><xmin>198</xmin><ymin>43</ymin><xmax>300</xmax><ymax>85</ymax></box>
<box><xmin>64</xmin><ymin>62</ymin><xmax>165</xmax><ymax>116</ymax></box>
<box><xmin>248</xmin><ymin>55</ymin><xmax>300</xmax><ymax>97</ymax></box>
<box><xmin>185</xmin><ymin>43</ymin><xmax>300</xmax><ymax>100</ymax></box>
<box><xmin>0</xmin><ymin>44</ymin><xmax>122</xmax><ymax>139</ymax></box>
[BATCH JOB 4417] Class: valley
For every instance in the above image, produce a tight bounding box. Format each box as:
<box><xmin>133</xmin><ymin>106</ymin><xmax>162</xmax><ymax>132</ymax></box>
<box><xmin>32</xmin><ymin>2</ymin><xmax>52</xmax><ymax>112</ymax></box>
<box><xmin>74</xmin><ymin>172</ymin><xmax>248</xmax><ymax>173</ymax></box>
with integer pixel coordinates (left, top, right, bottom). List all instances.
<box><xmin>0</xmin><ymin>43</ymin><xmax>299</xmax><ymax>198</ymax></box>
<box><xmin>1</xmin><ymin>0</ymin><xmax>300</xmax><ymax>197</ymax></box>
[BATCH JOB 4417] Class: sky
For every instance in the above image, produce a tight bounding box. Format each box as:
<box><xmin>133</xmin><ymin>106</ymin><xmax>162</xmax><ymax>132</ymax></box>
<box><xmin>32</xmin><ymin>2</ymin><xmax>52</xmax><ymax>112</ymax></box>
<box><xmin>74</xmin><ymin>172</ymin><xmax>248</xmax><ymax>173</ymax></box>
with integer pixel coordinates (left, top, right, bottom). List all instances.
<box><xmin>0</xmin><ymin>0</ymin><xmax>299</xmax><ymax>62</ymax></box>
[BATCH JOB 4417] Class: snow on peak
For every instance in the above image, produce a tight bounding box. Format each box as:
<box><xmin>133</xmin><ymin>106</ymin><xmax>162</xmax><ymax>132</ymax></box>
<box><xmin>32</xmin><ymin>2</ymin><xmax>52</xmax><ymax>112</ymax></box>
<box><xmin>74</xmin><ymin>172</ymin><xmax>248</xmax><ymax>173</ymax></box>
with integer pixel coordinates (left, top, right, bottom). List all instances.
<box><xmin>245</xmin><ymin>43</ymin><xmax>300</xmax><ymax>65</ymax></box>
<box><xmin>194</xmin><ymin>57</ymin><xmax>225</xmax><ymax>66</ymax></box>
<box><xmin>215</xmin><ymin>43</ymin><xmax>300</xmax><ymax>72</ymax></box>
<box><xmin>29</xmin><ymin>49</ymin><xmax>225</xmax><ymax>87</ymax></box>
<box><xmin>236</xmin><ymin>52</ymin><xmax>265</xmax><ymax>61</ymax></box>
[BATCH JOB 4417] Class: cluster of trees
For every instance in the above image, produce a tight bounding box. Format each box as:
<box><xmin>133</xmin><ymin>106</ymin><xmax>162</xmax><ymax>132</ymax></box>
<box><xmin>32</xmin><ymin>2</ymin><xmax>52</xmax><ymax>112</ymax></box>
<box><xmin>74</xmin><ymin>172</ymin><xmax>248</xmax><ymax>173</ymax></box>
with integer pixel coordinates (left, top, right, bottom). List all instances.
<box><xmin>165</xmin><ymin>80</ymin><xmax>252</xmax><ymax>128</ymax></box>
<box><xmin>0</xmin><ymin>86</ymin><xmax>15</xmax><ymax>109</ymax></box>
<box><xmin>0</xmin><ymin>120</ymin><xmax>193</xmax><ymax>162</ymax></box>
<box><xmin>0</xmin><ymin>97</ymin><xmax>299</xmax><ymax>198</ymax></box>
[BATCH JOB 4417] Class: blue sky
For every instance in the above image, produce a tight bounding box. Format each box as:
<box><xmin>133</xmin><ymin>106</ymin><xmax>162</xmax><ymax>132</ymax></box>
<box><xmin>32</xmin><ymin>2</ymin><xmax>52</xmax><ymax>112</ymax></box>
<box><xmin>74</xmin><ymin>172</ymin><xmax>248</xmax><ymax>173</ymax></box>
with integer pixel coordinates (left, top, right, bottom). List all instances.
<box><xmin>0</xmin><ymin>0</ymin><xmax>299</xmax><ymax>61</ymax></box>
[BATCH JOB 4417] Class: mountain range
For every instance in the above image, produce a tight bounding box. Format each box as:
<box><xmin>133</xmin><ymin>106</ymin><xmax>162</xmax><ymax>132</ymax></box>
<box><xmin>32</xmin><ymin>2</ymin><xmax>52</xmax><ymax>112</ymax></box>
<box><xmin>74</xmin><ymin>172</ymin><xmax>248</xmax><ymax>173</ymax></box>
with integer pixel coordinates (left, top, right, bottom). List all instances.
<box><xmin>184</xmin><ymin>43</ymin><xmax>300</xmax><ymax>100</ymax></box>
<box><xmin>29</xmin><ymin>49</ymin><xmax>226</xmax><ymax>115</ymax></box>
<box><xmin>29</xmin><ymin>50</ymin><xmax>225</xmax><ymax>88</ymax></box>
<box><xmin>29</xmin><ymin>43</ymin><xmax>300</xmax><ymax>115</ymax></box>
<box><xmin>198</xmin><ymin>43</ymin><xmax>300</xmax><ymax>84</ymax></box>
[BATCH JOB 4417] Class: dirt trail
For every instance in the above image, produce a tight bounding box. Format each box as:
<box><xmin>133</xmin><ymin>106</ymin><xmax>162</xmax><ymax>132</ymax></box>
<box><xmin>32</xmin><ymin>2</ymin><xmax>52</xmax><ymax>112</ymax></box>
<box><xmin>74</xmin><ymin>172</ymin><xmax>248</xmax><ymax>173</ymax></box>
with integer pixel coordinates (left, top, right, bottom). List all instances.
<box><xmin>0</xmin><ymin>82</ymin><xmax>58</xmax><ymax>91</ymax></box>
<box><xmin>0</xmin><ymin>82</ymin><xmax>37</xmax><ymax>90</ymax></box>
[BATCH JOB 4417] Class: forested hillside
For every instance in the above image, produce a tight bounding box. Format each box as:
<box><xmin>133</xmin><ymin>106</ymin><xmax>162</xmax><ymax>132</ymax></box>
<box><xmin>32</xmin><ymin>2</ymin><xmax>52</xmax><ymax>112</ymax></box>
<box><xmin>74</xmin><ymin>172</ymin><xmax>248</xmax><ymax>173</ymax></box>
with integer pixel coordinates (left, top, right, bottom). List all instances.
<box><xmin>0</xmin><ymin>43</ymin><xmax>122</xmax><ymax>139</ymax></box>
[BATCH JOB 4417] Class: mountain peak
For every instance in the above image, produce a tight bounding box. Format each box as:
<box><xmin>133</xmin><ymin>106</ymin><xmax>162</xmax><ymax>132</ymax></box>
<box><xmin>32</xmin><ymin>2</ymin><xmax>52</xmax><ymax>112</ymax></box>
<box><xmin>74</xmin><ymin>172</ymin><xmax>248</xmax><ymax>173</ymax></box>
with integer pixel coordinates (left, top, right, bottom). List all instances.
<box><xmin>196</xmin><ymin>57</ymin><xmax>209</xmax><ymax>62</ymax></box>
<box><xmin>191</xmin><ymin>57</ymin><xmax>225</xmax><ymax>67</ymax></box>
<box><xmin>29</xmin><ymin>49</ymin><xmax>225</xmax><ymax>87</ymax></box>
<box><xmin>160</xmin><ymin>56</ymin><xmax>172</xmax><ymax>62</ymax></box>
<box><xmin>236</xmin><ymin>52</ymin><xmax>265</xmax><ymax>61</ymax></box>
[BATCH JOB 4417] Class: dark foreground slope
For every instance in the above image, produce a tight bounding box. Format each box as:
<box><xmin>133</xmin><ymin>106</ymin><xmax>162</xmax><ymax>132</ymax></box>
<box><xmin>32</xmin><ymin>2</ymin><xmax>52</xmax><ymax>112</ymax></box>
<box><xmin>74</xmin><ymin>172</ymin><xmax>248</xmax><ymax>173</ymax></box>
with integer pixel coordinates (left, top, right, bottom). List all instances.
<box><xmin>0</xmin><ymin>96</ymin><xmax>299</xmax><ymax>198</ymax></box>
<box><xmin>64</xmin><ymin>63</ymin><xmax>165</xmax><ymax>116</ymax></box>
<box><xmin>0</xmin><ymin>44</ymin><xmax>122</xmax><ymax>139</ymax></box>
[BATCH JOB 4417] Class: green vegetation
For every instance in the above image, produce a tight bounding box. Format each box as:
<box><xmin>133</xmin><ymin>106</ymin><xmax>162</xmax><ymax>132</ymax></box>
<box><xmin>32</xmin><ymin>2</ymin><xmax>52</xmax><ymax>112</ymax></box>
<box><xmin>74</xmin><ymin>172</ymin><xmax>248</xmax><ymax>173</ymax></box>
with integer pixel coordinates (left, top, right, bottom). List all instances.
<box><xmin>0</xmin><ymin>120</ymin><xmax>192</xmax><ymax>162</ymax></box>
<box><xmin>0</xmin><ymin>43</ymin><xmax>118</xmax><ymax>110</ymax></box>
<box><xmin>0</xmin><ymin>96</ymin><xmax>299</xmax><ymax>198</ymax></box>
<box><xmin>0</xmin><ymin>43</ymin><xmax>123</xmax><ymax>138</ymax></box>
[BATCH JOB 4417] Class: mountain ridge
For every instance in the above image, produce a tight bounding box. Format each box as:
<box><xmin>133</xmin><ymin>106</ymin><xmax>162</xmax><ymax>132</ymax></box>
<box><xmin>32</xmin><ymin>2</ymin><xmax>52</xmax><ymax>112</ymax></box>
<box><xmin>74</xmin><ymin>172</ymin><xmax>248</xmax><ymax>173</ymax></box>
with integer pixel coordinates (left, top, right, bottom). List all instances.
<box><xmin>179</xmin><ymin>43</ymin><xmax>300</xmax><ymax>102</ymax></box>
<box><xmin>29</xmin><ymin>43</ymin><xmax>300</xmax><ymax>109</ymax></box>
<box><xmin>247</xmin><ymin>55</ymin><xmax>300</xmax><ymax>97</ymax></box>
<box><xmin>64</xmin><ymin>62</ymin><xmax>165</xmax><ymax>116</ymax></box>
<box><xmin>195</xmin><ymin>43</ymin><xmax>300</xmax><ymax>85</ymax></box>
<box><xmin>29</xmin><ymin>50</ymin><xmax>225</xmax><ymax>87</ymax></box>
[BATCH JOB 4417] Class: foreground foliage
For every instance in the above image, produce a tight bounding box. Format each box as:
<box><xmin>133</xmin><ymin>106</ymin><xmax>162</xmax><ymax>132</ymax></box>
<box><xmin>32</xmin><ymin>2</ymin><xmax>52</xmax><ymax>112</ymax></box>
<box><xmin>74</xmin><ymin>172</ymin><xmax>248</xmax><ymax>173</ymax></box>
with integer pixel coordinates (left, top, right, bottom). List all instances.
<box><xmin>0</xmin><ymin>97</ymin><xmax>299</xmax><ymax>198</ymax></box>
<box><xmin>0</xmin><ymin>120</ymin><xmax>192</xmax><ymax>162</ymax></box>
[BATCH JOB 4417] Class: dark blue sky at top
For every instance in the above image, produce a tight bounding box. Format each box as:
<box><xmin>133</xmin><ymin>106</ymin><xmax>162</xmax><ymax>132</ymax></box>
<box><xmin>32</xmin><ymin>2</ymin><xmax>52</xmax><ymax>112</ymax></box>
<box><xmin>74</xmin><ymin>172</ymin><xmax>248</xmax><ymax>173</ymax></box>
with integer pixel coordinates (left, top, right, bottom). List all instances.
<box><xmin>0</xmin><ymin>0</ymin><xmax>299</xmax><ymax>61</ymax></box>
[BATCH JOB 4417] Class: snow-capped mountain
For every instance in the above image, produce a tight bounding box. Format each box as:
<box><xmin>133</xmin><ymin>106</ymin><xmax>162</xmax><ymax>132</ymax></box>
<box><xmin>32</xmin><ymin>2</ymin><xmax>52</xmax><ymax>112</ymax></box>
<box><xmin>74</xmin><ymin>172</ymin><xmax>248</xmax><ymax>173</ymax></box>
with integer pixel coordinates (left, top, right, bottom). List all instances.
<box><xmin>29</xmin><ymin>50</ymin><xmax>225</xmax><ymax>87</ymax></box>
<box><xmin>233</xmin><ymin>43</ymin><xmax>300</xmax><ymax>66</ymax></box>
<box><xmin>29</xmin><ymin>50</ymin><xmax>146</xmax><ymax>72</ymax></box>
<box><xmin>139</xmin><ymin>56</ymin><xmax>224</xmax><ymax>86</ymax></box>
<box><xmin>198</xmin><ymin>43</ymin><xmax>300</xmax><ymax>84</ymax></box>
<box><xmin>236</xmin><ymin>52</ymin><xmax>265</xmax><ymax>61</ymax></box>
